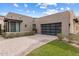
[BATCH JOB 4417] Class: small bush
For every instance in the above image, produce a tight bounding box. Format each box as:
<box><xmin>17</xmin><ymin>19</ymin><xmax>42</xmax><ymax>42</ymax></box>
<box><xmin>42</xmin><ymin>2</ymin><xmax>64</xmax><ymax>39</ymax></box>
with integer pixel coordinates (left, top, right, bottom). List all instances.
<box><xmin>2</xmin><ymin>31</ymin><xmax>35</xmax><ymax>38</ymax></box>
<box><xmin>32</xmin><ymin>28</ymin><xmax>37</xmax><ymax>34</ymax></box>
<box><xmin>57</xmin><ymin>33</ymin><xmax>64</xmax><ymax>41</ymax></box>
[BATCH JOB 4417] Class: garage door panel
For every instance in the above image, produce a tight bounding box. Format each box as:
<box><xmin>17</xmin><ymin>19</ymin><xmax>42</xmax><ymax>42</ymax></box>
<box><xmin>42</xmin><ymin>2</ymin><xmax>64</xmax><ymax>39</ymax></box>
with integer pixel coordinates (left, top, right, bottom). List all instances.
<box><xmin>41</xmin><ymin>22</ymin><xmax>62</xmax><ymax>35</ymax></box>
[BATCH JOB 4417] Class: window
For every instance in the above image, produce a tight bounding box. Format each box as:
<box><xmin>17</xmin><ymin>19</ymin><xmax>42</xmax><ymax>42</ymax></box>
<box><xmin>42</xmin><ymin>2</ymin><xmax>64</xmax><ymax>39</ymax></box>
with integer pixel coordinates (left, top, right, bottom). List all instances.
<box><xmin>10</xmin><ymin>22</ymin><xmax>16</xmax><ymax>32</ymax></box>
<box><xmin>10</xmin><ymin>22</ymin><xmax>20</xmax><ymax>32</ymax></box>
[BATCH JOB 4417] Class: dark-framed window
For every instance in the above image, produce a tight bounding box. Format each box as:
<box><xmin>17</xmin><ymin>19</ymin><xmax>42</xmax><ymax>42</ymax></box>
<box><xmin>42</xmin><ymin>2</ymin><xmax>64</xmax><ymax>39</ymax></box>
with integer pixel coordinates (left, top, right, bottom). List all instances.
<box><xmin>10</xmin><ymin>22</ymin><xmax>20</xmax><ymax>32</ymax></box>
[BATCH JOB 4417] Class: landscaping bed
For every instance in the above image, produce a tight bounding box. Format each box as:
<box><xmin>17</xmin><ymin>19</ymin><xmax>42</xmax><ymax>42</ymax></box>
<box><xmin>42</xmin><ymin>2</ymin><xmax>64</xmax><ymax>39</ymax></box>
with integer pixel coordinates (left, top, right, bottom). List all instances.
<box><xmin>2</xmin><ymin>31</ymin><xmax>35</xmax><ymax>38</ymax></box>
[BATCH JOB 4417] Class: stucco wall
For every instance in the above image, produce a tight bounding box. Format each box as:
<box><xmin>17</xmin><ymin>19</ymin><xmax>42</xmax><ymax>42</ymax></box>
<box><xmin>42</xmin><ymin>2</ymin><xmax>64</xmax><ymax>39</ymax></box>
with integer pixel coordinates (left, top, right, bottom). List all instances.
<box><xmin>69</xmin><ymin>11</ymin><xmax>76</xmax><ymax>34</ymax></box>
<box><xmin>0</xmin><ymin>16</ymin><xmax>4</xmax><ymax>30</ymax></box>
<box><xmin>5</xmin><ymin>13</ymin><xmax>33</xmax><ymax>32</ymax></box>
<box><xmin>34</xmin><ymin>11</ymin><xmax>71</xmax><ymax>36</ymax></box>
<box><xmin>73</xmin><ymin>21</ymin><xmax>79</xmax><ymax>34</ymax></box>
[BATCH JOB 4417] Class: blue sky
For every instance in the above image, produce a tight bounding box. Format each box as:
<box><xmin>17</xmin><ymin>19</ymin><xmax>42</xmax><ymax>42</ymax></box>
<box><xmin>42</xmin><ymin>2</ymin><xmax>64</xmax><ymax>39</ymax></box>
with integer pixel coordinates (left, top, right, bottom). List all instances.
<box><xmin>0</xmin><ymin>3</ymin><xmax>79</xmax><ymax>17</ymax></box>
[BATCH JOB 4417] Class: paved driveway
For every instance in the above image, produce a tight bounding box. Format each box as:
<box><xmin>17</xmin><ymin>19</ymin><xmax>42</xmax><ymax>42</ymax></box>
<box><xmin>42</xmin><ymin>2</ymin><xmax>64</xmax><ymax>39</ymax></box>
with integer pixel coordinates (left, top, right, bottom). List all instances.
<box><xmin>0</xmin><ymin>34</ymin><xmax>57</xmax><ymax>56</ymax></box>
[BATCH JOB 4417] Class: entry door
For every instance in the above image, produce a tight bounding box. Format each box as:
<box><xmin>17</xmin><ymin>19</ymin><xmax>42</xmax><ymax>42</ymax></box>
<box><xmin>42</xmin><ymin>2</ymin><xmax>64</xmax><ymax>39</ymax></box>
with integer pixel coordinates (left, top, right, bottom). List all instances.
<box><xmin>41</xmin><ymin>22</ymin><xmax>62</xmax><ymax>35</ymax></box>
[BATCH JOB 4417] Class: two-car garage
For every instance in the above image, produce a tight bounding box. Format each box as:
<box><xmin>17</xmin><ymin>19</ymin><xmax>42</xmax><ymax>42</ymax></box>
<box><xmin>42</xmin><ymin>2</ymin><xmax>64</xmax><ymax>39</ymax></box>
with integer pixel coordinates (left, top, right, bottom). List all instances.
<box><xmin>41</xmin><ymin>22</ymin><xmax>62</xmax><ymax>35</ymax></box>
<box><xmin>35</xmin><ymin>11</ymin><xmax>73</xmax><ymax>36</ymax></box>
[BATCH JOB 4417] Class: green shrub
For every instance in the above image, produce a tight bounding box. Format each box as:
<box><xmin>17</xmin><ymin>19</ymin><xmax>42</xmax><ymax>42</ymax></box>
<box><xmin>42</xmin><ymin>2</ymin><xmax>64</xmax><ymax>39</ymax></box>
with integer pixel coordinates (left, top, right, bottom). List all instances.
<box><xmin>57</xmin><ymin>33</ymin><xmax>64</xmax><ymax>41</ymax></box>
<box><xmin>2</xmin><ymin>31</ymin><xmax>35</xmax><ymax>38</ymax></box>
<box><xmin>32</xmin><ymin>28</ymin><xmax>37</xmax><ymax>34</ymax></box>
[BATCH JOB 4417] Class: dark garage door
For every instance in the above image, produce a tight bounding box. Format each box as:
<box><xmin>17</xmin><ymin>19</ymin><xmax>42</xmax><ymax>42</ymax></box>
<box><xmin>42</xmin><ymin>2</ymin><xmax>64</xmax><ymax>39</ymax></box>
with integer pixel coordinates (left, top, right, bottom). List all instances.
<box><xmin>41</xmin><ymin>22</ymin><xmax>62</xmax><ymax>35</ymax></box>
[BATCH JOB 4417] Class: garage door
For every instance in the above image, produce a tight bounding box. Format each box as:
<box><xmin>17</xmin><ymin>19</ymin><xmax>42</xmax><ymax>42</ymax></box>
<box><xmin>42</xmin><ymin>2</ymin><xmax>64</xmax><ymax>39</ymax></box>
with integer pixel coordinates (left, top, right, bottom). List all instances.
<box><xmin>41</xmin><ymin>22</ymin><xmax>62</xmax><ymax>35</ymax></box>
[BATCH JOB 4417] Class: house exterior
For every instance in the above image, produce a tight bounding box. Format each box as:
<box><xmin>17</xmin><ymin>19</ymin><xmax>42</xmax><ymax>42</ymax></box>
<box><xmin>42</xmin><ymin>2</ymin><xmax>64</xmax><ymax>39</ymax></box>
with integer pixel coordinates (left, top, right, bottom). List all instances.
<box><xmin>0</xmin><ymin>10</ymin><xmax>79</xmax><ymax>36</ymax></box>
<box><xmin>4</xmin><ymin>12</ymin><xmax>33</xmax><ymax>32</ymax></box>
<box><xmin>34</xmin><ymin>11</ymin><xmax>79</xmax><ymax>36</ymax></box>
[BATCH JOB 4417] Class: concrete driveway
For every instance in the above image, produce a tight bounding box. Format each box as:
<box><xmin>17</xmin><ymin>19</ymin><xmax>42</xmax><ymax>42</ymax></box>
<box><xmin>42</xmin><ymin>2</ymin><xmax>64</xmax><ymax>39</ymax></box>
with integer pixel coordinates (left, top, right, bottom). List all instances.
<box><xmin>0</xmin><ymin>34</ymin><xmax>57</xmax><ymax>56</ymax></box>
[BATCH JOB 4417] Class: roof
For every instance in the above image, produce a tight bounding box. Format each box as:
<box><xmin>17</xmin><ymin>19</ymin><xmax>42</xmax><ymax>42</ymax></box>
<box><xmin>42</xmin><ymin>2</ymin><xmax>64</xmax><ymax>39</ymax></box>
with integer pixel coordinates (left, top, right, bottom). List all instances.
<box><xmin>38</xmin><ymin>10</ymin><xmax>74</xmax><ymax>19</ymax></box>
<box><xmin>4</xmin><ymin>18</ymin><xmax>23</xmax><ymax>22</ymax></box>
<box><xmin>6</xmin><ymin>12</ymin><xmax>32</xmax><ymax>18</ymax></box>
<box><xmin>0</xmin><ymin>15</ymin><xmax>5</xmax><ymax>17</ymax></box>
<box><xmin>0</xmin><ymin>10</ymin><xmax>77</xmax><ymax>21</ymax></box>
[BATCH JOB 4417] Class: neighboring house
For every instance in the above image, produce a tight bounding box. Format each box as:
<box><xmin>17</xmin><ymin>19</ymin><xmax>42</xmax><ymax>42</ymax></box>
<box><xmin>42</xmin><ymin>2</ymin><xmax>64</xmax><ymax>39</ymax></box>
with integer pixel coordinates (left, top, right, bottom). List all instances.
<box><xmin>0</xmin><ymin>10</ymin><xmax>79</xmax><ymax>36</ymax></box>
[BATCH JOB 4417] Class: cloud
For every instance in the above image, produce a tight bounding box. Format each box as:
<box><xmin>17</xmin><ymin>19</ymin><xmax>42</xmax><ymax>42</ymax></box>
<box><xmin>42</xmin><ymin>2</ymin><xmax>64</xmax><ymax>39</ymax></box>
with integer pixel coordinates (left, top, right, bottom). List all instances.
<box><xmin>37</xmin><ymin>3</ymin><xmax>57</xmax><ymax>6</ymax></box>
<box><xmin>47</xmin><ymin>3</ymin><xmax>57</xmax><ymax>6</ymax></box>
<box><xmin>13</xmin><ymin>3</ymin><xmax>18</xmax><ymax>7</ymax></box>
<box><xmin>43</xmin><ymin>9</ymin><xmax>58</xmax><ymax>15</ymax></box>
<box><xmin>60</xmin><ymin>7</ymin><xmax>64</xmax><ymax>10</ymax></box>
<box><xmin>32</xmin><ymin>10</ymin><xmax>35</xmax><ymax>14</ymax></box>
<box><xmin>66</xmin><ymin>7</ymin><xmax>70</xmax><ymax>10</ymax></box>
<box><xmin>37</xmin><ymin>3</ymin><xmax>57</xmax><ymax>9</ymax></box>
<box><xmin>60</xmin><ymin>7</ymin><xmax>70</xmax><ymax>11</ymax></box>
<box><xmin>0</xmin><ymin>12</ymin><xmax>8</xmax><ymax>16</ymax></box>
<box><xmin>40</xmin><ymin>6</ymin><xmax>47</xmax><ymax>9</ymax></box>
<box><xmin>24</xmin><ymin>4</ymin><xmax>28</xmax><ymax>7</ymax></box>
<box><xmin>39</xmin><ymin>3</ymin><xmax>48</xmax><ymax>9</ymax></box>
<box><xmin>26</xmin><ymin>10</ymin><xmax>30</xmax><ymax>13</ymax></box>
<box><xmin>18</xmin><ymin>9</ymin><xmax>22</xmax><ymax>11</ymax></box>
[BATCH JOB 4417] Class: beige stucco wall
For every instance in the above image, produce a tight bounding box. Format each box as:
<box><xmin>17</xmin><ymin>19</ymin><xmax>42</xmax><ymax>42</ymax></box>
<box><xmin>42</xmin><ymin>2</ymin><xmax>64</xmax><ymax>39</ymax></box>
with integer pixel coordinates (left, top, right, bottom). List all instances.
<box><xmin>73</xmin><ymin>20</ymin><xmax>79</xmax><ymax>34</ymax></box>
<box><xmin>5</xmin><ymin>13</ymin><xmax>33</xmax><ymax>32</ymax></box>
<box><xmin>74</xmin><ymin>22</ymin><xmax>79</xmax><ymax>33</ymax></box>
<box><xmin>34</xmin><ymin>11</ymin><xmax>72</xmax><ymax>36</ymax></box>
<box><xmin>0</xmin><ymin>16</ymin><xmax>4</xmax><ymax>30</ymax></box>
<box><xmin>69</xmin><ymin>11</ymin><xmax>76</xmax><ymax>34</ymax></box>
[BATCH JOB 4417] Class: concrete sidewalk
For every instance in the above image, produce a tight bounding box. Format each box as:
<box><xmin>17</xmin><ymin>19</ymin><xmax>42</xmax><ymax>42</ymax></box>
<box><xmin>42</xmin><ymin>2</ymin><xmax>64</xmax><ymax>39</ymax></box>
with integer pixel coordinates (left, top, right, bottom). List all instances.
<box><xmin>0</xmin><ymin>34</ymin><xmax>57</xmax><ymax>56</ymax></box>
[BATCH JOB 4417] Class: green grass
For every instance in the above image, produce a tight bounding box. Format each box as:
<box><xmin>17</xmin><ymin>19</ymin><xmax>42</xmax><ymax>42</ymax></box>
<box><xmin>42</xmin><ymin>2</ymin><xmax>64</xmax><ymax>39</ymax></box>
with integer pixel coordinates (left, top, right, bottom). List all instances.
<box><xmin>27</xmin><ymin>40</ymin><xmax>79</xmax><ymax>56</ymax></box>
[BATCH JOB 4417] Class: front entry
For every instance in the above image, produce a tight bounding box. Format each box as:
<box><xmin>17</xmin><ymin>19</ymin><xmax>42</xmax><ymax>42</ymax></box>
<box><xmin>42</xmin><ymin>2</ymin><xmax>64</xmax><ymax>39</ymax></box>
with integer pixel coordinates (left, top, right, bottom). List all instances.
<box><xmin>41</xmin><ymin>22</ymin><xmax>62</xmax><ymax>35</ymax></box>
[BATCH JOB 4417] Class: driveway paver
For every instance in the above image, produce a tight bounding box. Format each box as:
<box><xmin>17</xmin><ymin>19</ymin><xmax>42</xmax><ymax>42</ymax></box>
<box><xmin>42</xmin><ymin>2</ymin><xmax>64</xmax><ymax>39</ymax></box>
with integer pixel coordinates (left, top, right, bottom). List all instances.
<box><xmin>0</xmin><ymin>34</ymin><xmax>57</xmax><ymax>56</ymax></box>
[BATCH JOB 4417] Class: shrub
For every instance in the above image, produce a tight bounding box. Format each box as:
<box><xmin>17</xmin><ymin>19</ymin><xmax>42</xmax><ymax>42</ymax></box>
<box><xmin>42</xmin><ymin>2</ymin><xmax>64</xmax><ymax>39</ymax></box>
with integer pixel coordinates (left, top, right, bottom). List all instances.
<box><xmin>57</xmin><ymin>33</ymin><xmax>64</xmax><ymax>41</ymax></box>
<box><xmin>32</xmin><ymin>28</ymin><xmax>37</xmax><ymax>34</ymax></box>
<box><xmin>2</xmin><ymin>31</ymin><xmax>35</xmax><ymax>38</ymax></box>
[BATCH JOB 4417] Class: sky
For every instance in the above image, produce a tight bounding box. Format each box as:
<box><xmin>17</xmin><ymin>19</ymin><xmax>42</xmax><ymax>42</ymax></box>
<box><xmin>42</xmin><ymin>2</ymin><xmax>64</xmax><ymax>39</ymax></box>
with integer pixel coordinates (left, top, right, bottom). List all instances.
<box><xmin>0</xmin><ymin>3</ymin><xmax>79</xmax><ymax>18</ymax></box>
